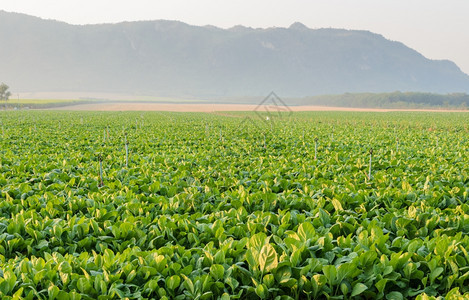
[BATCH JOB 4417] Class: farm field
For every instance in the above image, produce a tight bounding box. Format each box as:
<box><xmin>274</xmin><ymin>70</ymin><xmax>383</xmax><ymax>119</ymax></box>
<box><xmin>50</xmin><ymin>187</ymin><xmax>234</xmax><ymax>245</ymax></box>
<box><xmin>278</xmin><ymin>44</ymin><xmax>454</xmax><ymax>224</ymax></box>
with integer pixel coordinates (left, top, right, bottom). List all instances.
<box><xmin>0</xmin><ymin>110</ymin><xmax>468</xmax><ymax>299</ymax></box>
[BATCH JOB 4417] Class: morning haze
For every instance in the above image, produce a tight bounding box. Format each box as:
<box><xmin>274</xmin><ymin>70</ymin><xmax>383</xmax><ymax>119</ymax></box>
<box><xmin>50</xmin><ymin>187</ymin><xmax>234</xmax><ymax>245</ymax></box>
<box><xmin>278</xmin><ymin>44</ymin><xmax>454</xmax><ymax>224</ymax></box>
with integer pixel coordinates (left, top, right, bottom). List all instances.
<box><xmin>2</xmin><ymin>0</ymin><xmax>469</xmax><ymax>76</ymax></box>
<box><xmin>1</xmin><ymin>10</ymin><xmax>468</xmax><ymax>100</ymax></box>
<box><xmin>0</xmin><ymin>1</ymin><xmax>468</xmax><ymax>101</ymax></box>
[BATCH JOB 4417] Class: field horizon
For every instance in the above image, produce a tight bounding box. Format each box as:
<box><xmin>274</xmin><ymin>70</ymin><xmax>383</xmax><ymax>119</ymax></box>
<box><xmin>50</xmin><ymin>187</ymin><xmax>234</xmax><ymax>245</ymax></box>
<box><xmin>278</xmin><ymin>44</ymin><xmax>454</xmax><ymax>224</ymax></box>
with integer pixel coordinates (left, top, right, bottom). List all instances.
<box><xmin>49</xmin><ymin>102</ymin><xmax>469</xmax><ymax>113</ymax></box>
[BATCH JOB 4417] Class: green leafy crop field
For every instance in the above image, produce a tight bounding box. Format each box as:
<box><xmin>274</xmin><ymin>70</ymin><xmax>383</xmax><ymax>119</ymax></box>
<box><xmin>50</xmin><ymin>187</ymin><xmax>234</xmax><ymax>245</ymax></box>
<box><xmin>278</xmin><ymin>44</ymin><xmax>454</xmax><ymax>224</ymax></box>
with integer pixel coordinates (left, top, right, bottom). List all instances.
<box><xmin>0</xmin><ymin>111</ymin><xmax>468</xmax><ymax>299</ymax></box>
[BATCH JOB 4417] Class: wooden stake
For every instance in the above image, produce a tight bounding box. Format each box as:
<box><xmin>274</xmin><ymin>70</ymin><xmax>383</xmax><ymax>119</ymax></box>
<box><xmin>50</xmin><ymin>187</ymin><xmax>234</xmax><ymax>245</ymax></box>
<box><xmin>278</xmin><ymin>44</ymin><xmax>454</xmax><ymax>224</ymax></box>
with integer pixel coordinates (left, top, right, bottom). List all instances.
<box><xmin>124</xmin><ymin>133</ymin><xmax>129</xmax><ymax>168</ymax></box>
<box><xmin>314</xmin><ymin>137</ymin><xmax>318</xmax><ymax>160</ymax></box>
<box><xmin>368</xmin><ymin>148</ymin><xmax>373</xmax><ymax>180</ymax></box>
<box><xmin>99</xmin><ymin>155</ymin><xmax>104</xmax><ymax>187</ymax></box>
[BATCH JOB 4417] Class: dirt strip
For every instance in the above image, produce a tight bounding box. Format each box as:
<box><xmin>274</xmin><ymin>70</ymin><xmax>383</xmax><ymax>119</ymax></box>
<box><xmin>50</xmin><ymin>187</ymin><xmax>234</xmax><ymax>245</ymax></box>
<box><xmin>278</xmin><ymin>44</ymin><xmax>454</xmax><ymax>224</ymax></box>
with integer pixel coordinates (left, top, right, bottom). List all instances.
<box><xmin>50</xmin><ymin>102</ymin><xmax>468</xmax><ymax>112</ymax></box>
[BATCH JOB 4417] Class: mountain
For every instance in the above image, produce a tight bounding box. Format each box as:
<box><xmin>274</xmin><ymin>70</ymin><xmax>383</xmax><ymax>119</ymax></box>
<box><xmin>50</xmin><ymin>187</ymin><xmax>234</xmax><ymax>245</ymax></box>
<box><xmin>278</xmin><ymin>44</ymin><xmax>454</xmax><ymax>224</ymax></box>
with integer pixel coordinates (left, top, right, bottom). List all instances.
<box><xmin>1</xmin><ymin>11</ymin><xmax>469</xmax><ymax>98</ymax></box>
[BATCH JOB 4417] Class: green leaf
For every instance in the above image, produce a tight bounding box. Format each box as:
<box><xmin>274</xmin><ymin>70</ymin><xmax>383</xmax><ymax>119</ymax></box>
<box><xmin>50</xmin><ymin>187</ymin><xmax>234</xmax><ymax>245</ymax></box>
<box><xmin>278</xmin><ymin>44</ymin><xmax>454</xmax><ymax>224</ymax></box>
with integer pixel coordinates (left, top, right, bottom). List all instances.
<box><xmin>69</xmin><ymin>291</ymin><xmax>81</xmax><ymax>300</ymax></box>
<box><xmin>147</xmin><ymin>279</ymin><xmax>159</xmax><ymax>292</ymax></box>
<box><xmin>337</xmin><ymin>263</ymin><xmax>356</xmax><ymax>282</ymax></box>
<box><xmin>311</xmin><ymin>274</ymin><xmax>327</xmax><ymax>296</ymax></box>
<box><xmin>322</xmin><ymin>265</ymin><xmax>337</xmax><ymax>286</ymax></box>
<box><xmin>77</xmin><ymin>278</ymin><xmax>91</xmax><ymax>294</ymax></box>
<box><xmin>290</xmin><ymin>248</ymin><xmax>302</xmax><ymax>267</ymax></box>
<box><xmin>48</xmin><ymin>285</ymin><xmax>60</xmax><ymax>300</ymax></box>
<box><xmin>386</xmin><ymin>291</ymin><xmax>404</xmax><ymax>300</ymax></box>
<box><xmin>331</xmin><ymin>199</ymin><xmax>343</xmax><ymax>212</ymax></box>
<box><xmin>340</xmin><ymin>282</ymin><xmax>350</xmax><ymax>295</ymax></box>
<box><xmin>4</xmin><ymin>270</ymin><xmax>16</xmax><ymax>294</ymax></box>
<box><xmin>245</xmin><ymin>249</ymin><xmax>258</xmax><ymax>270</ymax></box>
<box><xmin>36</xmin><ymin>239</ymin><xmax>49</xmax><ymax>250</ymax></box>
<box><xmin>255</xmin><ymin>283</ymin><xmax>268</xmax><ymax>299</ymax></box>
<box><xmin>210</xmin><ymin>264</ymin><xmax>224</xmax><ymax>281</ymax></box>
<box><xmin>446</xmin><ymin>288</ymin><xmax>464</xmax><ymax>299</ymax></box>
<box><xmin>181</xmin><ymin>274</ymin><xmax>194</xmax><ymax>294</ymax></box>
<box><xmin>58</xmin><ymin>261</ymin><xmax>72</xmax><ymax>274</ymax></box>
<box><xmin>351</xmin><ymin>283</ymin><xmax>368</xmax><ymax>297</ymax></box>
<box><xmin>0</xmin><ymin>279</ymin><xmax>10</xmax><ymax>295</ymax></box>
<box><xmin>375</xmin><ymin>278</ymin><xmax>388</xmax><ymax>294</ymax></box>
<box><xmin>298</xmin><ymin>222</ymin><xmax>315</xmax><ymax>242</ymax></box>
<box><xmin>259</xmin><ymin>244</ymin><xmax>278</xmax><ymax>273</ymax></box>
<box><xmin>360</xmin><ymin>250</ymin><xmax>378</xmax><ymax>267</ymax></box>
<box><xmin>280</xmin><ymin>278</ymin><xmax>297</xmax><ymax>288</ymax></box>
<box><xmin>430</xmin><ymin>267</ymin><xmax>444</xmax><ymax>284</ymax></box>
<box><xmin>13</xmin><ymin>287</ymin><xmax>24</xmax><ymax>299</ymax></box>
<box><xmin>249</xmin><ymin>232</ymin><xmax>268</xmax><ymax>252</ymax></box>
<box><xmin>319</xmin><ymin>209</ymin><xmax>331</xmax><ymax>226</ymax></box>
<box><xmin>166</xmin><ymin>275</ymin><xmax>181</xmax><ymax>290</ymax></box>
<box><xmin>214</xmin><ymin>249</ymin><xmax>225</xmax><ymax>264</ymax></box>
<box><xmin>126</xmin><ymin>270</ymin><xmax>137</xmax><ymax>283</ymax></box>
<box><xmin>220</xmin><ymin>293</ymin><xmax>230</xmax><ymax>300</ymax></box>
<box><xmin>56</xmin><ymin>291</ymin><xmax>70</xmax><ymax>300</ymax></box>
<box><xmin>262</xmin><ymin>274</ymin><xmax>275</xmax><ymax>288</ymax></box>
<box><xmin>225</xmin><ymin>276</ymin><xmax>239</xmax><ymax>291</ymax></box>
<box><xmin>274</xmin><ymin>265</ymin><xmax>292</xmax><ymax>284</ymax></box>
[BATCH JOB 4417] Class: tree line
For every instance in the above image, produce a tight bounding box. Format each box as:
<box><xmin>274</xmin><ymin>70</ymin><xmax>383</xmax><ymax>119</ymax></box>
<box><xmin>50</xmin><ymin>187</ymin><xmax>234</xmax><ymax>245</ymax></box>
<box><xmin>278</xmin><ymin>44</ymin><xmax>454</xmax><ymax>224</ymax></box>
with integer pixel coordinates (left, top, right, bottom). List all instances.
<box><xmin>296</xmin><ymin>92</ymin><xmax>469</xmax><ymax>109</ymax></box>
<box><xmin>0</xmin><ymin>83</ymin><xmax>11</xmax><ymax>109</ymax></box>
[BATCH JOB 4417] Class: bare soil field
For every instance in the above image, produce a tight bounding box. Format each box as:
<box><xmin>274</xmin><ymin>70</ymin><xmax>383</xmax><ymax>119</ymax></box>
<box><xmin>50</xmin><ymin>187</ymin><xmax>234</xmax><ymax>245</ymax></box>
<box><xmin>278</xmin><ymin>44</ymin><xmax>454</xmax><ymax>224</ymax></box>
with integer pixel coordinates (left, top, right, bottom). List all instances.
<box><xmin>50</xmin><ymin>102</ymin><xmax>467</xmax><ymax>112</ymax></box>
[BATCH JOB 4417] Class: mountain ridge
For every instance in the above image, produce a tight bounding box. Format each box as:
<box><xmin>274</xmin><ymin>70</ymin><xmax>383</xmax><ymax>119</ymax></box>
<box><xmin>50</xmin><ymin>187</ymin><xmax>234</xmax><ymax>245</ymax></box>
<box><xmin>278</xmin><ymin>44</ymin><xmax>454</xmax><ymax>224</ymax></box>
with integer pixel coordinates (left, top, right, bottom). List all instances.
<box><xmin>1</xmin><ymin>10</ymin><xmax>468</xmax><ymax>98</ymax></box>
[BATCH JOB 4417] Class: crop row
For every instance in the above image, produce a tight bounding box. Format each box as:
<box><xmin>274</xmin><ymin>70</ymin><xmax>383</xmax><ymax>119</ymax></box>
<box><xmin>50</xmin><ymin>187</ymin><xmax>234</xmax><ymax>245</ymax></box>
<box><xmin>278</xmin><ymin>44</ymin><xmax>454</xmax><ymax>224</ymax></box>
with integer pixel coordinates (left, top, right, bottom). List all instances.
<box><xmin>0</xmin><ymin>111</ymin><xmax>468</xmax><ymax>299</ymax></box>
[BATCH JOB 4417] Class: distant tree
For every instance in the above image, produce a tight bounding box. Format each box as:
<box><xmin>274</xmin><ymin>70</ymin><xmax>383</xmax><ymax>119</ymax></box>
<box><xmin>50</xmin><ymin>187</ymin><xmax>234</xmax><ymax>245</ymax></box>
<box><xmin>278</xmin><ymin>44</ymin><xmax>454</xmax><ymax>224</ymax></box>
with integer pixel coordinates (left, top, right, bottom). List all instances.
<box><xmin>0</xmin><ymin>83</ymin><xmax>11</xmax><ymax>110</ymax></box>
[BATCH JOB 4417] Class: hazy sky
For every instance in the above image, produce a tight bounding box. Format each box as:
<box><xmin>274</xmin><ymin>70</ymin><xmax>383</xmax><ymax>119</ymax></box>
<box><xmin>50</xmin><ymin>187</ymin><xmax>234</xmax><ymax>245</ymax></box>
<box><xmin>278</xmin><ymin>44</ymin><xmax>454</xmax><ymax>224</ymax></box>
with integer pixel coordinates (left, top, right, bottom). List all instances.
<box><xmin>2</xmin><ymin>0</ymin><xmax>469</xmax><ymax>74</ymax></box>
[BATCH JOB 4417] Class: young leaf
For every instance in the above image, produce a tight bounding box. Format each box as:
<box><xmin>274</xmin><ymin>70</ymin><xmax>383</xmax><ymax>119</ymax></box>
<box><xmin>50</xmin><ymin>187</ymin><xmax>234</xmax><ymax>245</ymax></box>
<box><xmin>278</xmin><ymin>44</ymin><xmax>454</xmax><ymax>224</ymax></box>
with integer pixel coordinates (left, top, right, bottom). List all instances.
<box><xmin>210</xmin><ymin>264</ymin><xmax>225</xmax><ymax>281</ymax></box>
<box><xmin>386</xmin><ymin>291</ymin><xmax>404</xmax><ymax>300</ymax></box>
<box><xmin>166</xmin><ymin>275</ymin><xmax>181</xmax><ymax>291</ymax></box>
<box><xmin>351</xmin><ymin>283</ymin><xmax>368</xmax><ymax>297</ymax></box>
<box><xmin>259</xmin><ymin>244</ymin><xmax>278</xmax><ymax>273</ymax></box>
<box><xmin>298</xmin><ymin>222</ymin><xmax>315</xmax><ymax>242</ymax></box>
<box><xmin>322</xmin><ymin>265</ymin><xmax>337</xmax><ymax>286</ymax></box>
